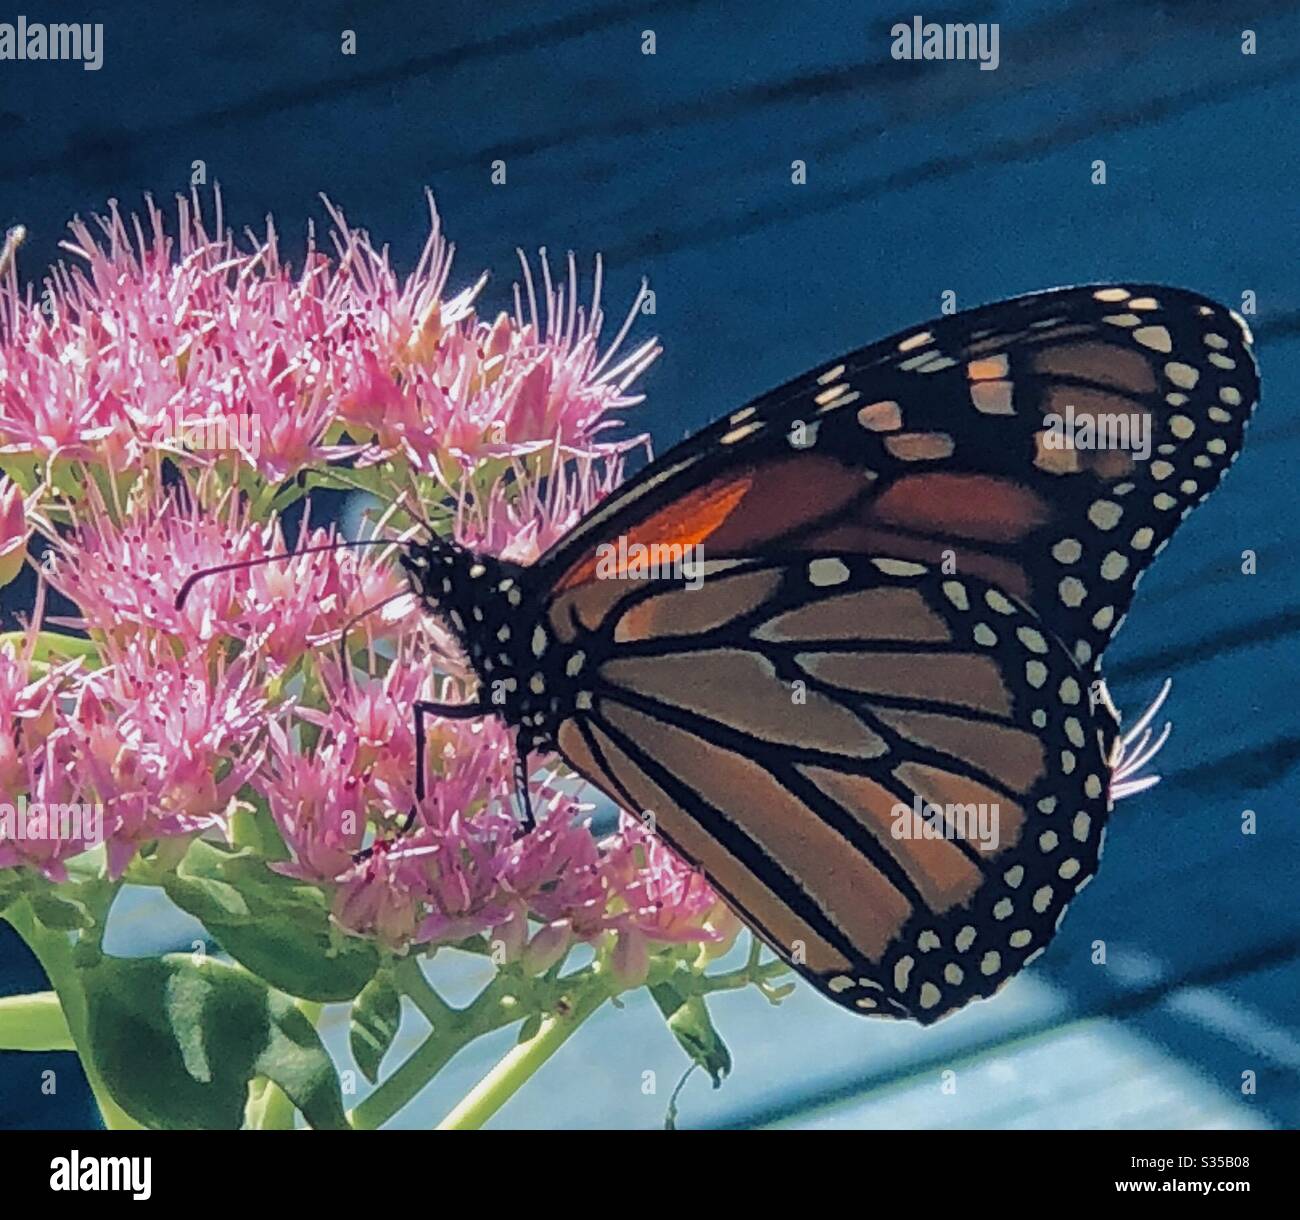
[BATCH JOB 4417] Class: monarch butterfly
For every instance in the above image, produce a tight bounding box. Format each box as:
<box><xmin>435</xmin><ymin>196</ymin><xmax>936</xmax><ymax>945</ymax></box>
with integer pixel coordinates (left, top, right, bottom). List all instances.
<box><xmin>389</xmin><ymin>283</ymin><xmax>1260</xmax><ymax>1022</ymax></box>
<box><xmin>196</xmin><ymin>283</ymin><xmax>1257</xmax><ymax>1024</ymax></box>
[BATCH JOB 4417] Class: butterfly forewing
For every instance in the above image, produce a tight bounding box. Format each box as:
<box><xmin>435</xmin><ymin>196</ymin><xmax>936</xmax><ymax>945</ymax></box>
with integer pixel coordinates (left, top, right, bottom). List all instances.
<box><xmin>548</xmin><ymin>558</ymin><xmax>1117</xmax><ymax>1022</ymax></box>
<box><xmin>538</xmin><ymin>284</ymin><xmax>1259</xmax><ymax>670</ymax></box>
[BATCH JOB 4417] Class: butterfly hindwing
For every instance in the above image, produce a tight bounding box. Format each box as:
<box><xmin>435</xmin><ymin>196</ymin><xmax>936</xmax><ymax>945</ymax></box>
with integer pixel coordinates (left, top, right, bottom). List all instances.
<box><xmin>538</xmin><ymin>284</ymin><xmax>1258</xmax><ymax>670</ymax></box>
<box><xmin>548</xmin><ymin>557</ymin><xmax>1118</xmax><ymax>1023</ymax></box>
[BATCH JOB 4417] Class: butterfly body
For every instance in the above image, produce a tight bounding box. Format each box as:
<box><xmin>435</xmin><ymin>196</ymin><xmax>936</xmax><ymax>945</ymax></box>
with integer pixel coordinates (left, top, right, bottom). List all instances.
<box><xmin>400</xmin><ymin>541</ymin><xmax>572</xmax><ymax>755</ymax></box>
<box><xmin>407</xmin><ymin>284</ymin><xmax>1258</xmax><ymax>1023</ymax></box>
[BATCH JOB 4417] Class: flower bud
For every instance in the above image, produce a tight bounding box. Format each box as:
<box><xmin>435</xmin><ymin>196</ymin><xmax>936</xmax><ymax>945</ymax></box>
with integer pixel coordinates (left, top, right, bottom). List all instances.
<box><xmin>610</xmin><ymin>928</ymin><xmax>650</xmax><ymax>990</ymax></box>
<box><xmin>488</xmin><ymin>903</ymin><xmax>528</xmax><ymax>965</ymax></box>
<box><xmin>0</xmin><ymin>478</ymin><xmax>31</xmax><ymax>588</ymax></box>
<box><xmin>698</xmin><ymin>901</ymin><xmax>745</xmax><ymax>963</ymax></box>
<box><xmin>520</xmin><ymin>919</ymin><xmax>571</xmax><ymax>976</ymax></box>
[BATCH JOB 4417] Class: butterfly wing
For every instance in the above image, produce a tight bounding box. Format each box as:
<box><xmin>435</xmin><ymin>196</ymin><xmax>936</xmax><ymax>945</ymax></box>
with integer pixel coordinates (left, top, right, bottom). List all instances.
<box><xmin>548</xmin><ymin>557</ymin><xmax>1118</xmax><ymax>1022</ymax></box>
<box><xmin>537</xmin><ymin>284</ymin><xmax>1259</xmax><ymax>670</ymax></box>
<box><xmin>524</xmin><ymin>283</ymin><xmax>1257</xmax><ymax>1022</ymax></box>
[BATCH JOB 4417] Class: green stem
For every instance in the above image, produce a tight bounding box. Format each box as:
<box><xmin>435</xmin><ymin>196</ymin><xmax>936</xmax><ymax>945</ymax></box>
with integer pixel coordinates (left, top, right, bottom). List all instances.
<box><xmin>437</xmin><ymin>970</ymin><xmax>613</xmax><ymax>1131</ymax></box>
<box><xmin>348</xmin><ymin>960</ymin><xmax>490</xmax><ymax>1129</ymax></box>
<box><xmin>3</xmin><ymin>901</ymin><xmax>143</xmax><ymax>1130</ymax></box>
<box><xmin>349</xmin><ymin>1023</ymin><xmax>463</xmax><ymax>1130</ymax></box>
<box><xmin>352</xmin><ymin>948</ymin><xmax>781</xmax><ymax>1130</ymax></box>
<box><xmin>346</xmin><ymin>960</ymin><xmax>459</xmax><ymax>1129</ymax></box>
<box><xmin>696</xmin><ymin>955</ymin><xmax>793</xmax><ymax>996</ymax></box>
<box><xmin>0</xmin><ymin>990</ymin><xmax>74</xmax><ymax>1051</ymax></box>
<box><xmin>349</xmin><ymin>965</ymin><xmax>570</xmax><ymax>1130</ymax></box>
<box><xmin>395</xmin><ymin>956</ymin><xmax>455</xmax><ymax>1027</ymax></box>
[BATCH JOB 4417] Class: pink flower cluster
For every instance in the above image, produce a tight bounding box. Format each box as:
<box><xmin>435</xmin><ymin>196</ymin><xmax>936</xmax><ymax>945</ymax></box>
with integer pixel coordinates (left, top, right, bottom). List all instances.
<box><xmin>0</xmin><ymin>194</ymin><xmax>734</xmax><ymax>968</ymax></box>
<box><xmin>270</xmin><ymin>649</ymin><xmax>737</xmax><ymax>968</ymax></box>
<box><xmin>0</xmin><ymin>194</ymin><xmax>656</xmax><ymax>482</ymax></box>
<box><xmin>44</xmin><ymin>478</ymin><xmax>413</xmax><ymax>663</ymax></box>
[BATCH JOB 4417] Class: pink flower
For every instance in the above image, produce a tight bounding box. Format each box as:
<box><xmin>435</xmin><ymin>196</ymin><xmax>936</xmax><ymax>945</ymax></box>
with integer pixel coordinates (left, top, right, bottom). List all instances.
<box><xmin>0</xmin><ymin>592</ymin><xmax>101</xmax><ymax>882</ymax></box>
<box><xmin>264</xmin><ymin>643</ymin><xmax>518</xmax><ymax>907</ymax></box>
<box><xmin>0</xmin><ymin>192</ymin><xmax>727</xmax><ymax>982</ymax></box>
<box><xmin>263</xmin><ymin>723</ymin><xmax>369</xmax><ymax>882</ymax></box>
<box><xmin>602</xmin><ymin>815</ymin><xmax>728</xmax><ymax>948</ymax></box>
<box><xmin>331</xmin><ymin>809</ymin><xmax>517</xmax><ymax>949</ymax></box>
<box><xmin>45</xmin><ymin>478</ymin><xmax>262</xmax><ymax>644</ymax></box>
<box><xmin>0</xmin><ymin>586</ymin><xmax>81</xmax><ymax>797</ymax></box>
<box><xmin>500</xmin><ymin>790</ymin><xmax>609</xmax><ymax>937</ymax></box>
<box><xmin>302</xmin><ymin>528</ymin><xmax>417</xmax><ymax>654</ymax></box>
<box><xmin>45</xmin><ymin>478</ymin><xmax>407</xmax><ymax>671</ymax></box>
<box><xmin>333</xmin><ymin>838</ymin><xmax>430</xmax><ymax>949</ymax></box>
<box><xmin>0</xmin><ymin>735</ymin><xmax>99</xmax><ymax>883</ymax></box>
<box><xmin>412</xmin><ymin>809</ymin><xmax>518</xmax><ymax>946</ymax></box>
<box><xmin>66</xmin><ymin>634</ymin><xmax>268</xmax><ymax>876</ymax></box>
<box><xmin>520</xmin><ymin>919</ymin><xmax>574</xmax><ymax>975</ymax></box>
<box><xmin>452</xmin><ymin>447</ymin><xmax>637</xmax><ymax>565</ymax></box>
<box><xmin>0</xmin><ymin>476</ymin><xmax>31</xmax><ymax>588</ymax></box>
<box><xmin>331</xmin><ymin>217</ymin><xmax>658</xmax><ymax>473</ymax></box>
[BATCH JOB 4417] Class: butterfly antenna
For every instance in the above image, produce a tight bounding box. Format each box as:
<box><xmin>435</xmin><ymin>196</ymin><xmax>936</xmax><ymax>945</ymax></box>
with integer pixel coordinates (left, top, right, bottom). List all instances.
<box><xmin>174</xmin><ymin>538</ymin><xmax>394</xmax><ymax>610</ymax></box>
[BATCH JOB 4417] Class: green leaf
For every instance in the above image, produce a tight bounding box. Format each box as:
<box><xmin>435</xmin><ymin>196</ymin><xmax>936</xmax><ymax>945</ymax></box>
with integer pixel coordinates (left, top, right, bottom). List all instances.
<box><xmin>63</xmin><ymin>843</ymin><xmax>108</xmax><ymax>882</ymax></box>
<box><xmin>0</xmin><ymin>630</ymin><xmax>100</xmax><ymax>666</ymax></box>
<box><xmin>650</xmin><ymin>982</ymin><xmax>732</xmax><ymax>1088</ymax></box>
<box><xmin>163</xmin><ymin>841</ymin><xmax>379</xmax><ymax>1002</ymax></box>
<box><xmin>0</xmin><ymin>990</ymin><xmax>74</xmax><ymax>1051</ymax></box>
<box><xmin>30</xmin><ymin>890</ymin><xmax>94</xmax><ymax>931</ymax></box>
<box><xmin>0</xmin><ymin>453</ymin><xmax>40</xmax><ymax>494</ymax></box>
<box><xmin>349</xmin><ymin>974</ymin><xmax>402</xmax><ymax>1084</ymax></box>
<box><xmin>263</xmin><ymin>476</ymin><xmax>309</xmax><ymax>516</ymax></box>
<box><xmin>226</xmin><ymin>796</ymin><xmax>290</xmax><ymax>862</ymax></box>
<box><xmin>0</xmin><ymin>869</ymin><xmax>30</xmax><ymax>916</ymax></box>
<box><xmin>82</xmin><ymin>954</ymin><xmax>347</xmax><ymax>1130</ymax></box>
<box><xmin>164</xmin><ymin>873</ymin><xmax>251</xmax><ymax>925</ymax></box>
<box><xmin>516</xmin><ymin>1011</ymin><xmax>543</xmax><ymax>1045</ymax></box>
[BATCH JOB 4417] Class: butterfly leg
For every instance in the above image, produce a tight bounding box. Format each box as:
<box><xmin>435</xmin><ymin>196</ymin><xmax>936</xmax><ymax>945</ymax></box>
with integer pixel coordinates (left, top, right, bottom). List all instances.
<box><xmin>514</xmin><ymin>743</ymin><xmax>536</xmax><ymax>836</ymax></box>
<box><xmin>353</xmin><ymin>699</ymin><xmax>488</xmax><ymax>859</ymax></box>
<box><xmin>398</xmin><ymin>698</ymin><xmax>489</xmax><ymax>832</ymax></box>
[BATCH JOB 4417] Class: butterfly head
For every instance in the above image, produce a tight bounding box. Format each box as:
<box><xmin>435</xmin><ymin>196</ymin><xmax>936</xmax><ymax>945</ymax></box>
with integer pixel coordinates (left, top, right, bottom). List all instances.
<box><xmin>400</xmin><ymin>536</ymin><xmax>526</xmax><ymax>651</ymax></box>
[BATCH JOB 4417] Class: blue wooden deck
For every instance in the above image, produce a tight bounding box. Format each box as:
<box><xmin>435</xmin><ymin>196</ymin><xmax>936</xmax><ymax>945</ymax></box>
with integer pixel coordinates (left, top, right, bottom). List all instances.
<box><xmin>2</xmin><ymin>0</ymin><xmax>1298</xmax><ymax>1128</ymax></box>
